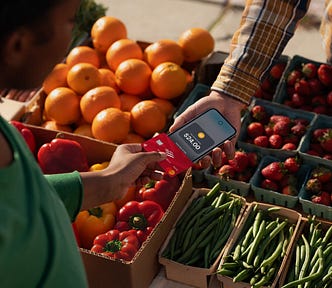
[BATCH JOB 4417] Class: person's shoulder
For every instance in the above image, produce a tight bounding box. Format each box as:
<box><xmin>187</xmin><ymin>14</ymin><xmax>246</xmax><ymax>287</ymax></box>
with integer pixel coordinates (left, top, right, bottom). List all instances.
<box><xmin>0</xmin><ymin>129</ymin><xmax>13</xmax><ymax>167</ymax></box>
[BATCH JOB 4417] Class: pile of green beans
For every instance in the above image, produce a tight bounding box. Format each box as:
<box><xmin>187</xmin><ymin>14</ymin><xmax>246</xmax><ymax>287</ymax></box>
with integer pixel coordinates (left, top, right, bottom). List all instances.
<box><xmin>161</xmin><ymin>183</ymin><xmax>244</xmax><ymax>268</ymax></box>
<box><xmin>281</xmin><ymin>216</ymin><xmax>332</xmax><ymax>288</ymax></box>
<box><xmin>217</xmin><ymin>204</ymin><xmax>295</xmax><ymax>288</ymax></box>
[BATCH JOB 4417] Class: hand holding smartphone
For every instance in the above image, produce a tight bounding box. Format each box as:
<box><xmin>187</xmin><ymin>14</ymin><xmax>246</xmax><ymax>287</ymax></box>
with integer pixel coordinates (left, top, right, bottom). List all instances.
<box><xmin>142</xmin><ymin>108</ymin><xmax>236</xmax><ymax>176</ymax></box>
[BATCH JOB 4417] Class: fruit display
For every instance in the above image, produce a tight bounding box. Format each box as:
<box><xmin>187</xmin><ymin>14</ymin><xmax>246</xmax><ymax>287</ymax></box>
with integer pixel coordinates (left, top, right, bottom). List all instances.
<box><xmin>239</xmin><ymin>98</ymin><xmax>314</xmax><ymax>152</ymax></box>
<box><xmin>274</xmin><ymin>55</ymin><xmax>332</xmax><ymax>116</ymax></box>
<box><xmin>33</xmin><ymin>15</ymin><xmax>215</xmax><ymax>145</ymax></box>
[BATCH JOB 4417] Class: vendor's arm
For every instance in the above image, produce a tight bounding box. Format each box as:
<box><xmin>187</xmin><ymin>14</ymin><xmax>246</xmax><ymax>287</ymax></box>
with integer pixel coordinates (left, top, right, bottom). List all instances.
<box><xmin>170</xmin><ymin>0</ymin><xmax>310</xmax><ymax>164</ymax></box>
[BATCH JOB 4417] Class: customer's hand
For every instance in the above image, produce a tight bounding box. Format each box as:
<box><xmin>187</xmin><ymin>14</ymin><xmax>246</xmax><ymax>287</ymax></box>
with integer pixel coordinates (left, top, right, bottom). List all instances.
<box><xmin>169</xmin><ymin>91</ymin><xmax>244</xmax><ymax>167</ymax></box>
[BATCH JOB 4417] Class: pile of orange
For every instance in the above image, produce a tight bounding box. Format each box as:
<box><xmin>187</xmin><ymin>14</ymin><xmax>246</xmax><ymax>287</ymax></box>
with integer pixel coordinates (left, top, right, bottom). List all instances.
<box><xmin>40</xmin><ymin>15</ymin><xmax>215</xmax><ymax>144</ymax></box>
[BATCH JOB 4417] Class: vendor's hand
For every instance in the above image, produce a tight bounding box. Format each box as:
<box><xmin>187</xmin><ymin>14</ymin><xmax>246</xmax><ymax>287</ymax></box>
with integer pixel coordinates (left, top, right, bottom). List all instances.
<box><xmin>169</xmin><ymin>91</ymin><xmax>244</xmax><ymax>167</ymax></box>
<box><xmin>107</xmin><ymin>143</ymin><xmax>167</xmax><ymax>189</ymax></box>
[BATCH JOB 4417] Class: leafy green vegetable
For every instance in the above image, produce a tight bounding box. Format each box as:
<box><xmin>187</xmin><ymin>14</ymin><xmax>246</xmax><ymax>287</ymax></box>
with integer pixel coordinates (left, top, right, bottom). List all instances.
<box><xmin>69</xmin><ymin>0</ymin><xmax>107</xmax><ymax>50</ymax></box>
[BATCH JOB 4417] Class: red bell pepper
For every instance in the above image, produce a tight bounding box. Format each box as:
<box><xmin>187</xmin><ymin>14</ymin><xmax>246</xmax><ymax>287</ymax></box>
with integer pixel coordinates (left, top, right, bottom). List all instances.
<box><xmin>9</xmin><ymin>120</ymin><xmax>36</xmax><ymax>154</ymax></box>
<box><xmin>138</xmin><ymin>175</ymin><xmax>181</xmax><ymax>211</ymax></box>
<box><xmin>91</xmin><ymin>229</ymin><xmax>140</xmax><ymax>261</ymax></box>
<box><xmin>37</xmin><ymin>136</ymin><xmax>89</xmax><ymax>174</ymax></box>
<box><xmin>114</xmin><ymin>200</ymin><xmax>164</xmax><ymax>243</ymax></box>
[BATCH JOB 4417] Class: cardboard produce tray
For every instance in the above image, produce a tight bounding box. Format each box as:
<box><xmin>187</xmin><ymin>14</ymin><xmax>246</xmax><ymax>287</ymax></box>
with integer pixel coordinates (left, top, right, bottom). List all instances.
<box><xmin>217</xmin><ymin>201</ymin><xmax>302</xmax><ymax>288</ymax></box>
<box><xmin>159</xmin><ymin>188</ymin><xmax>247</xmax><ymax>288</ymax></box>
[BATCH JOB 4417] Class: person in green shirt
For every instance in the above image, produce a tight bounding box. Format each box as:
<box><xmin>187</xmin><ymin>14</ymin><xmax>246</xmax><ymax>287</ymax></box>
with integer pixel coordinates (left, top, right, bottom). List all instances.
<box><xmin>0</xmin><ymin>1</ymin><xmax>166</xmax><ymax>287</ymax></box>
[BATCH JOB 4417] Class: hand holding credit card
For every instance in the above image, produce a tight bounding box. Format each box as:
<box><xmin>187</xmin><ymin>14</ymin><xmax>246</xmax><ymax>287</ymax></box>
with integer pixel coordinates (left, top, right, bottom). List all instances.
<box><xmin>142</xmin><ymin>108</ymin><xmax>236</xmax><ymax>176</ymax></box>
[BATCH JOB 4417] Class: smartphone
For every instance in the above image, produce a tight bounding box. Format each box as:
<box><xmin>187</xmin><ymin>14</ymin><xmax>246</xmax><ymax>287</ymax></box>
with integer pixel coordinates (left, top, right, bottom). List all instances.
<box><xmin>168</xmin><ymin>108</ymin><xmax>236</xmax><ymax>162</ymax></box>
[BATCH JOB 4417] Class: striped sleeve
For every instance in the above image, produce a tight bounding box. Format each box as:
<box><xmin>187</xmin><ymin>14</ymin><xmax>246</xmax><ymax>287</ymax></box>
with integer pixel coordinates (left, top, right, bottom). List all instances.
<box><xmin>212</xmin><ymin>0</ymin><xmax>310</xmax><ymax>104</ymax></box>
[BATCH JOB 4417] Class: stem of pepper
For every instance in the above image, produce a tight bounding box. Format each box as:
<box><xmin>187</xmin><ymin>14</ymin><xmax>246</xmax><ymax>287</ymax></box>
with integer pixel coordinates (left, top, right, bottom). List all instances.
<box><xmin>129</xmin><ymin>214</ymin><xmax>148</xmax><ymax>230</ymax></box>
<box><xmin>105</xmin><ymin>240</ymin><xmax>122</xmax><ymax>252</ymax></box>
<box><xmin>88</xmin><ymin>207</ymin><xmax>103</xmax><ymax>217</ymax></box>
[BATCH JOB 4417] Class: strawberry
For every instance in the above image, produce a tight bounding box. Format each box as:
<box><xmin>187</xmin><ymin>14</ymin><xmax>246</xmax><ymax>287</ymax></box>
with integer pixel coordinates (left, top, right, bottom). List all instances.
<box><xmin>311</xmin><ymin>191</ymin><xmax>331</xmax><ymax>206</ymax></box>
<box><xmin>250</xmin><ymin>105</ymin><xmax>267</xmax><ymax>122</ymax></box>
<box><xmin>264</xmin><ymin>124</ymin><xmax>274</xmax><ymax>137</ymax></box>
<box><xmin>247</xmin><ymin>122</ymin><xmax>264</xmax><ymax>138</ymax></box>
<box><xmin>319</xmin><ymin>129</ymin><xmax>332</xmax><ymax>153</ymax></box>
<box><xmin>261</xmin><ymin>78</ymin><xmax>273</xmax><ymax>92</ymax></box>
<box><xmin>270</xmin><ymin>62</ymin><xmax>286</xmax><ymax>80</ymax></box>
<box><xmin>228</xmin><ymin>151</ymin><xmax>249</xmax><ymax>172</ymax></box>
<box><xmin>236</xmin><ymin>170</ymin><xmax>252</xmax><ymax>182</ymax></box>
<box><xmin>294</xmin><ymin>78</ymin><xmax>311</xmax><ymax>96</ymax></box>
<box><xmin>290</xmin><ymin>93</ymin><xmax>306</xmax><ymax>107</ymax></box>
<box><xmin>273</xmin><ymin>121</ymin><xmax>290</xmax><ymax>136</ymax></box>
<box><xmin>311</xmin><ymin>166</ymin><xmax>332</xmax><ymax>183</ymax></box>
<box><xmin>268</xmin><ymin>134</ymin><xmax>283</xmax><ymax>149</ymax></box>
<box><xmin>322</xmin><ymin>182</ymin><xmax>332</xmax><ymax>193</ymax></box>
<box><xmin>317</xmin><ymin>63</ymin><xmax>332</xmax><ymax>87</ymax></box>
<box><xmin>280</xmin><ymin>174</ymin><xmax>297</xmax><ymax>188</ymax></box>
<box><xmin>282</xmin><ymin>185</ymin><xmax>298</xmax><ymax>196</ymax></box>
<box><xmin>287</xmin><ymin>69</ymin><xmax>302</xmax><ymax>86</ymax></box>
<box><xmin>269</xmin><ymin>115</ymin><xmax>291</xmax><ymax>124</ymax></box>
<box><xmin>217</xmin><ymin>164</ymin><xmax>236</xmax><ymax>180</ymax></box>
<box><xmin>284</xmin><ymin>157</ymin><xmax>300</xmax><ymax>173</ymax></box>
<box><xmin>261</xmin><ymin>161</ymin><xmax>285</xmax><ymax>181</ymax></box>
<box><xmin>247</xmin><ymin>152</ymin><xmax>259</xmax><ymax>167</ymax></box>
<box><xmin>305</xmin><ymin>178</ymin><xmax>322</xmax><ymax>193</ymax></box>
<box><xmin>261</xmin><ymin>178</ymin><xmax>279</xmax><ymax>191</ymax></box>
<box><xmin>302</xmin><ymin>62</ymin><xmax>318</xmax><ymax>79</ymax></box>
<box><xmin>283</xmin><ymin>134</ymin><xmax>299</xmax><ymax>145</ymax></box>
<box><xmin>308</xmin><ymin>78</ymin><xmax>325</xmax><ymax>95</ymax></box>
<box><xmin>311</xmin><ymin>95</ymin><xmax>326</xmax><ymax>106</ymax></box>
<box><xmin>327</xmin><ymin>91</ymin><xmax>332</xmax><ymax>106</ymax></box>
<box><xmin>281</xmin><ymin>142</ymin><xmax>297</xmax><ymax>150</ymax></box>
<box><xmin>254</xmin><ymin>135</ymin><xmax>269</xmax><ymax>147</ymax></box>
<box><xmin>291</xmin><ymin>122</ymin><xmax>307</xmax><ymax>136</ymax></box>
<box><xmin>313</xmin><ymin>105</ymin><xmax>327</xmax><ymax>115</ymax></box>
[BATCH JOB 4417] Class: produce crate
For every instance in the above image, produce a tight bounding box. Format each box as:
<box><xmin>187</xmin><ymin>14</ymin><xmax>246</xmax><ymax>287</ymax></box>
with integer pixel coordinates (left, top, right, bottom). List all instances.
<box><xmin>299</xmin><ymin>156</ymin><xmax>332</xmax><ymax>221</ymax></box>
<box><xmin>217</xmin><ymin>201</ymin><xmax>302</xmax><ymax>288</ymax></box>
<box><xmin>298</xmin><ymin>113</ymin><xmax>332</xmax><ymax>165</ymax></box>
<box><xmin>250</xmin><ymin>154</ymin><xmax>309</xmax><ymax>208</ymax></box>
<box><xmin>159</xmin><ymin>187</ymin><xmax>247</xmax><ymax>288</ymax></box>
<box><xmin>238</xmin><ymin>98</ymin><xmax>315</xmax><ymax>157</ymax></box>
<box><xmin>279</xmin><ymin>216</ymin><xmax>332</xmax><ymax>287</ymax></box>
<box><xmin>28</xmin><ymin>124</ymin><xmax>193</xmax><ymax>288</ymax></box>
<box><xmin>204</xmin><ymin>144</ymin><xmax>264</xmax><ymax>197</ymax></box>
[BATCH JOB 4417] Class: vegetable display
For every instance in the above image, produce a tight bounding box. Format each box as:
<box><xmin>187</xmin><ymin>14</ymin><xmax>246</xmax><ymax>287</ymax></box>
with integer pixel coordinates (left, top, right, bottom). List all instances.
<box><xmin>9</xmin><ymin>120</ymin><xmax>36</xmax><ymax>153</ymax></box>
<box><xmin>217</xmin><ymin>204</ymin><xmax>295</xmax><ymax>287</ymax></box>
<box><xmin>91</xmin><ymin>229</ymin><xmax>140</xmax><ymax>261</ymax></box>
<box><xmin>281</xmin><ymin>216</ymin><xmax>332</xmax><ymax>288</ymax></box>
<box><xmin>114</xmin><ymin>200</ymin><xmax>164</xmax><ymax>243</ymax></box>
<box><xmin>162</xmin><ymin>183</ymin><xmax>244</xmax><ymax>268</ymax></box>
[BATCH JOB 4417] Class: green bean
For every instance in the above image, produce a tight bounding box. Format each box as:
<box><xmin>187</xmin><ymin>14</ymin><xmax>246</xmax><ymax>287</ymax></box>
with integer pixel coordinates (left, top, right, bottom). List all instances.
<box><xmin>240</xmin><ymin>226</ymin><xmax>253</xmax><ymax>253</ymax></box>
<box><xmin>298</xmin><ymin>234</ymin><xmax>311</xmax><ymax>282</ymax></box>
<box><xmin>233</xmin><ymin>268</ymin><xmax>252</xmax><ymax>283</ymax></box>
<box><xmin>217</xmin><ymin>267</ymin><xmax>237</xmax><ymax>277</ymax></box>
<box><xmin>246</xmin><ymin>219</ymin><xmax>266</xmax><ymax>264</ymax></box>
<box><xmin>204</xmin><ymin>182</ymin><xmax>222</xmax><ymax>205</ymax></box>
<box><xmin>252</xmin><ymin>210</ymin><xmax>263</xmax><ymax>237</ymax></box>
<box><xmin>260</xmin><ymin>229</ymin><xmax>284</xmax><ymax>270</ymax></box>
<box><xmin>204</xmin><ymin>242</ymin><xmax>211</xmax><ymax>268</ymax></box>
<box><xmin>175</xmin><ymin>196</ymin><xmax>202</xmax><ymax>228</ymax></box>
<box><xmin>252</xmin><ymin>266</ymin><xmax>276</xmax><ymax>288</ymax></box>
<box><xmin>321</xmin><ymin>224</ymin><xmax>332</xmax><ymax>249</ymax></box>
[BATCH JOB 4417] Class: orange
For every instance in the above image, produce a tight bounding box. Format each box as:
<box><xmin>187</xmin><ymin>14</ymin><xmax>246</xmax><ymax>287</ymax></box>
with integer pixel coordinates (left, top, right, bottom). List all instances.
<box><xmin>66</xmin><ymin>46</ymin><xmax>100</xmax><ymax>68</ymax></box>
<box><xmin>91</xmin><ymin>16</ymin><xmax>127</xmax><ymax>54</ymax></box>
<box><xmin>80</xmin><ymin>86</ymin><xmax>121</xmax><ymax>123</ymax></box>
<box><xmin>130</xmin><ymin>100</ymin><xmax>166</xmax><ymax>138</ymax></box>
<box><xmin>92</xmin><ymin>107</ymin><xmax>130</xmax><ymax>143</ymax></box>
<box><xmin>44</xmin><ymin>87</ymin><xmax>81</xmax><ymax>125</ymax></box>
<box><xmin>178</xmin><ymin>27</ymin><xmax>214</xmax><ymax>62</ymax></box>
<box><xmin>106</xmin><ymin>39</ymin><xmax>143</xmax><ymax>71</ymax></box>
<box><xmin>150</xmin><ymin>98</ymin><xmax>175</xmax><ymax>117</ymax></box>
<box><xmin>122</xmin><ymin>132</ymin><xmax>145</xmax><ymax>144</ymax></box>
<box><xmin>119</xmin><ymin>93</ymin><xmax>141</xmax><ymax>112</ymax></box>
<box><xmin>99</xmin><ymin>68</ymin><xmax>120</xmax><ymax>93</ymax></box>
<box><xmin>42</xmin><ymin>120</ymin><xmax>73</xmax><ymax>132</ymax></box>
<box><xmin>73</xmin><ymin>123</ymin><xmax>93</xmax><ymax>138</ymax></box>
<box><xmin>150</xmin><ymin>62</ymin><xmax>187</xmax><ymax>99</ymax></box>
<box><xmin>42</xmin><ymin>63</ymin><xmax>69</xmax><ymax>95</ymax></box>
<box><xmin>143</xmin><ymin>39</ymin><xmax>184</xmax><ymax>68</ymax></box>
<box><xmin>115</xmin><ymin>59</ymin><xmax>152</xmax><ymax>95</ymax></box>
<box><xmin>67</xmin><ymin>63</ymin><xmax>101</xmax><ymax>95</ymax></box>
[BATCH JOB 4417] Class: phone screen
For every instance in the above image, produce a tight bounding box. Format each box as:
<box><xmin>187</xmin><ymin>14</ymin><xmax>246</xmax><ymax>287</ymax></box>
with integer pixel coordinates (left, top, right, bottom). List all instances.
<box><xmin>168</xmin><ymin>108</ymin><xmax>236</xmax><ymax>162</ymax></box>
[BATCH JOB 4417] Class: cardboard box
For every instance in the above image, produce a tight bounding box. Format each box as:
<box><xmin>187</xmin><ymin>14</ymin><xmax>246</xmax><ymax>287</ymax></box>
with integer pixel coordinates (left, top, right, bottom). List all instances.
<box><xmin>159</xmin><ymin>188</ymin><xmax>247</xmax><ymax>288</ymax></box>
<box><xmin>217</xmin><ymin>202</ymin><xmax>302</xmax><ymax>288</ymax></box>
<box><xmin>278</xmin><ymin>216</ymin><xmax>332</xmax><ymax>287</ymax></box>
<box><xmin>0</xmin><ymin>97</ymin><xmax>26</xmax><ymax>121</ymax></box>
<box><xmin>82</xmin><ymin>171</ymin><xmax>192</xmax><ymax>288</ymax></box>
<box><xmin>28</xmin><ymin>124</ymin><xmax>194</xmax><ymax>288</ymax></box>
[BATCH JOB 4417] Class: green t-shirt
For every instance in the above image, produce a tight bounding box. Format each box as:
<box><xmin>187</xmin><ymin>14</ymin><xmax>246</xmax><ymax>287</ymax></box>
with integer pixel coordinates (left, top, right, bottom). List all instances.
<box><xmin>0</xmin><ymin>116</ymin><xmax>88</xmax><ymax>288</ymax></box>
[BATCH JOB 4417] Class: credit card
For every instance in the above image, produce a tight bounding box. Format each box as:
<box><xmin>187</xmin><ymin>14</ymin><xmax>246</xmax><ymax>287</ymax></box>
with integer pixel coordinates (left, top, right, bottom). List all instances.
<box><xmin>142</xmin><ymin>133</ymin><xmax>193</xmax><ymax>177</ymax></box>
